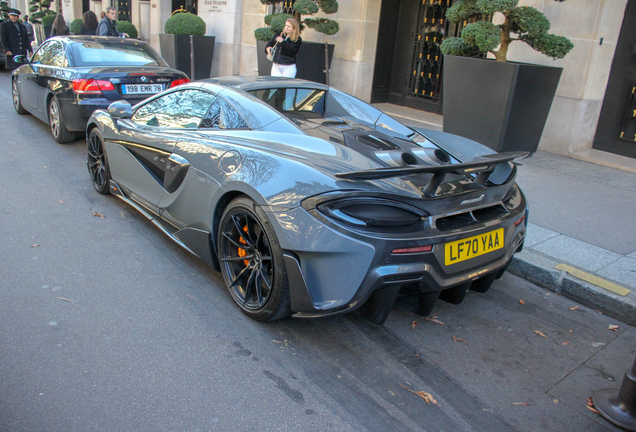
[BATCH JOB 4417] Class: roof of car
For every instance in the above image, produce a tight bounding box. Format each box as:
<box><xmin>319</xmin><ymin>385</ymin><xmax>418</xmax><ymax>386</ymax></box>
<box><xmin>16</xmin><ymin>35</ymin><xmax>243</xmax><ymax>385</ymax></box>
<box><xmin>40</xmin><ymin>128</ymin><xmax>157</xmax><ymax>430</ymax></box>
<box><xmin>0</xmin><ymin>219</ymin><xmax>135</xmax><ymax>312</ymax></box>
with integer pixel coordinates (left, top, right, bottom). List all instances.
<box><xmin>201</xmin><ymin>76</ymin><xmax>330</xmax><ymax>92</ymax></box>
<box><xmin>49</xmin><ymin>35</ymin><xmax>151</xmax><ymax>45</ymax></box>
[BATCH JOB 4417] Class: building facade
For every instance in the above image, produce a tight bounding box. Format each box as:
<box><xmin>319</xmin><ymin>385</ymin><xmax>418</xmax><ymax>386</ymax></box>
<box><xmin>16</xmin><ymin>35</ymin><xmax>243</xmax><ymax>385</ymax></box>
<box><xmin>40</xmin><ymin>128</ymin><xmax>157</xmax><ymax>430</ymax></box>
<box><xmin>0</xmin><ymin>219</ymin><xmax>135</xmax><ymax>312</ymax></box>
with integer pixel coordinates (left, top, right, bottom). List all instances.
<box><xmin>9</xmin><ymin>0</ymin><xmax>635</xmax><ymax>160</ymax></box>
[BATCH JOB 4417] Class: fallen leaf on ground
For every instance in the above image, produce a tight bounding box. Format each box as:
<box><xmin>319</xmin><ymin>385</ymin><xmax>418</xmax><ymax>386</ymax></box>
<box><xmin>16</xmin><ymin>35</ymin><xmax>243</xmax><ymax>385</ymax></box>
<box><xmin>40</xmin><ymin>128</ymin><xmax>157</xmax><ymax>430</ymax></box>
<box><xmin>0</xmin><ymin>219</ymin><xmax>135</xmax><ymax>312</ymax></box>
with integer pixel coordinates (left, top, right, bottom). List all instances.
<box><xmin>57</xmin><ymin>297</ymin><xmax>73</xmax><ymax>302</ymax></box>
<box><xmin>59</xmin><ymin>200</ymin><xmax>64</xmax><ymax>204</ymax></box>
<box><xmin>92</xmin><ymin>212</ymin><xmax>105</xmax><ymax>219</ymax></box>
<box><xmin>513</xmin><ymin>402</ymin><xmax>531</xmax><ymax>406</ymax></box>
<box><xmin>401</xmin><ymin>385</ymin><xmax>440</xmax><ymax>406</ymax></box>
<box><xmin>424</xmin><ymin>316</ymin><xmax>444</xmax><ymax>325</ymax></box>
<box><xmin>586</xmin><ymin>406</ymin><xmax>600</xmax><ymax>414</ymax></box>
<box><xmin>272</xmin><ymin>340</ymin><xmax>282</xmax><ymax>344</ymax></box>
<box><xmin>568</xmin><ymin>305</ymin><xmax>579</xmax><ymax>311</ymax></box>
<box><xmin>594</xmin><ymin>310</ymin><xmax>603</xmax><ymax>315</ymax></box>
<box><xmin>546</xmin><ymin>293</ymin><xmax>551</xmax><ymax>296</ymax></box>
<box><xmin>452</xmin><ymin>336</ymin><xmax>468</xmax><ymax>344</ymax></box>
<box><xmin>607</xmin><ymin>325</ymin><xmax>619</xmax><ymax>331</ymax></box>
<box><xmin>31</xmin><ymin>244</ymin><xmax>39</xmax><ymax>248</ymax></box>
<box><xmin>587</xmin><ymin>397</ymin><xmax>594</xmax><ymax>407</ymax></box>
<box><xmin>533</xmin><ymin>330</ymin><xmax>547</xmax><ymax>338</ymax></box>
<box><xmin>562</xmin><ymin>342</ymin><xmax>570</xmax><ymax>346</ymax></box>
<box><xmin>411</xmin><ymin>321</ymin><xmax>417</xmax><ymax>330</ymax></box>
<box><xmin>519</xmin><ymin>300</ymin><xmax>525</xmax><ymax>305</ymax></box>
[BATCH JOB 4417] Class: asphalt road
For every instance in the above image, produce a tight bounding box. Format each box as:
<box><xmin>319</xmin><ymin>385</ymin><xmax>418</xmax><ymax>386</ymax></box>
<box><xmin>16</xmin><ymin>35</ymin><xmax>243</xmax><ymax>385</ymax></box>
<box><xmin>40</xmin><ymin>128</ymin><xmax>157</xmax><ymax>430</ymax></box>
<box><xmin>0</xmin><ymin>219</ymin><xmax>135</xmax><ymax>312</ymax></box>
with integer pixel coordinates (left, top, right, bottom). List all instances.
<box><xmin>1</xmin><ymin>69</ymin><xmax>634</xmax><ymax>432</ymax></box>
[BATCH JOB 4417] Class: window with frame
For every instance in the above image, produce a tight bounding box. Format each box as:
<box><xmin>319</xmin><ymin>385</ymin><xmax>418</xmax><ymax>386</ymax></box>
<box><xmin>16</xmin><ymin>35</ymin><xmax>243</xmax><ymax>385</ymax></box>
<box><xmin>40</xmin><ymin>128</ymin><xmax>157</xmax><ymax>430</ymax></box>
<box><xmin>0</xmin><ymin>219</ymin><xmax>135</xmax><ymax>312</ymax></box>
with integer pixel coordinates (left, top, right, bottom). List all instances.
<box><xmin>32</xmin><ymin>40</ymin><xmax>67</xmax><ymax>67</ymax></box>
<box><xmin>132</xmin><ymin>89</ymin><xmax>217</xmax><ymax>128</ymax></box>
<box><xmin>200</xmin><ymin>97</ymin><xmax>249</xmax><ymax>129</ymax></box>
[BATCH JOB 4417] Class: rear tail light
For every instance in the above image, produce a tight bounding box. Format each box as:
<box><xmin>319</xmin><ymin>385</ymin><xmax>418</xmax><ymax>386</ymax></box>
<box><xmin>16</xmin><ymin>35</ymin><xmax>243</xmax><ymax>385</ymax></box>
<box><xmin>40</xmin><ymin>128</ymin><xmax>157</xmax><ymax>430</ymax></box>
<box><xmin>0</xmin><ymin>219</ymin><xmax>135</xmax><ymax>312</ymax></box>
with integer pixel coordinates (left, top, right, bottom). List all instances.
<box><xmin>170</xmin><ymin>78</ymin><xmax>191</xmax><ymax>88</ymax></box>
<box><xmin>72</xmin><ymin>79</ymin><xmax>115</xmax><ymax>94</ymax></box>
<box><xmin>392</xmin><ymin>245</ymin><xmax>433</xmax><ymax>254</ymax></box>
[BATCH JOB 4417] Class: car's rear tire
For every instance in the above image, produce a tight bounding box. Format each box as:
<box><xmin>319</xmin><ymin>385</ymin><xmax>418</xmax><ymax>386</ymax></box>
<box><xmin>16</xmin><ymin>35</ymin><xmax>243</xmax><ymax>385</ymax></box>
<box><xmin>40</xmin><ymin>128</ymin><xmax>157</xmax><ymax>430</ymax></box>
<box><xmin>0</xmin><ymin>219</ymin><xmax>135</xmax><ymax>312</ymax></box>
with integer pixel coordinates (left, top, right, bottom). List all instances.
<box><xmin>49</xmin><ymin>96</ymin><xmax>77</xmax><ymax>144</ymax></box>
<box><xmin>12</xmin><ymin>79</ymin><xmax>28</xmax><ymax>115</ymax></box>
<box><xmin>218</xmin><ymin>196</ymin><xmax>290</xmax><ymax>321</ymax></box>
<box><xmin>87</xmin><ymin>128</ymin><xmax>111</xmax><ymax>195</ymax></box>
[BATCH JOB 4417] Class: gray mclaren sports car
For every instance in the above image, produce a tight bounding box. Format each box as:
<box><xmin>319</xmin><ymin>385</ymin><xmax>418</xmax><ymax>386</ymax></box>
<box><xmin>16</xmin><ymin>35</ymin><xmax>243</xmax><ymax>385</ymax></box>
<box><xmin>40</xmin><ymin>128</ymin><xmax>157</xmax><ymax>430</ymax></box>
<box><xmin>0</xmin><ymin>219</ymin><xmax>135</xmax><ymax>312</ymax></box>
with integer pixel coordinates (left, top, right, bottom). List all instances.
<box><xmin>86</xmin><ymin>76</ymin><xmax>528</xmax><ymax>324</ymax></box>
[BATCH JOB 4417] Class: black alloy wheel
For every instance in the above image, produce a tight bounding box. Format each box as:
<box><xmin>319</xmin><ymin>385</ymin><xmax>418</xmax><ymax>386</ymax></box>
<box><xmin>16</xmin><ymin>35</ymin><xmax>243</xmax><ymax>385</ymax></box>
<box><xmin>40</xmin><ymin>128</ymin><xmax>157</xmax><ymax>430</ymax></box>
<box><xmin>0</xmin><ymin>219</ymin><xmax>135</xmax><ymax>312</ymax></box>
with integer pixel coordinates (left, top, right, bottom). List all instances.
<box><xmin>87</xmin><ymin>129</ymin><xmax>111</xmax><ymax>194</ymax></box>
<box><xmin>49</xmin><ymin>96</ymin><xmax>77</xmax><ymax>144</ymax></box>
<box><xmin>12</xmin><ymin>79</ymin><xmax>28</xmax><ymax>115</ymax></box>
<box><xmin>218</xmin><ymin>197</ymin><xmax>290</xmax><ymax>321</ymax></box>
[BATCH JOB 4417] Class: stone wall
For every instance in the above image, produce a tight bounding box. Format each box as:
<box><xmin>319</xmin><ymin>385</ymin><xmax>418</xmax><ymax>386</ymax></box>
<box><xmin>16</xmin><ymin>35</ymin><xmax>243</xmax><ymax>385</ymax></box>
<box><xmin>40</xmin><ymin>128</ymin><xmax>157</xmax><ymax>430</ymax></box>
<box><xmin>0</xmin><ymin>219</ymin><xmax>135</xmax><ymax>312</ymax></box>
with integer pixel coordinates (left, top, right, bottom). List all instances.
<box><xmin>505</xmin><ymin>0</ymin><xmax>627</xmax><ymax>155</ymax></box>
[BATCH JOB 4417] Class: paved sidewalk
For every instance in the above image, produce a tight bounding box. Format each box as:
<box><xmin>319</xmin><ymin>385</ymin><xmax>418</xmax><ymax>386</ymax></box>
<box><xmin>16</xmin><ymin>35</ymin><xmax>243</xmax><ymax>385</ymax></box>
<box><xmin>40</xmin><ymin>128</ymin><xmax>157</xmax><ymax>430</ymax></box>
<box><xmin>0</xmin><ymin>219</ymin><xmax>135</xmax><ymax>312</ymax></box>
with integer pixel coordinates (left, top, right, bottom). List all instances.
<box><xmin>374</xmin><ymin>103</ymin><xmax>636</xmax><ymax>326</ymax></box>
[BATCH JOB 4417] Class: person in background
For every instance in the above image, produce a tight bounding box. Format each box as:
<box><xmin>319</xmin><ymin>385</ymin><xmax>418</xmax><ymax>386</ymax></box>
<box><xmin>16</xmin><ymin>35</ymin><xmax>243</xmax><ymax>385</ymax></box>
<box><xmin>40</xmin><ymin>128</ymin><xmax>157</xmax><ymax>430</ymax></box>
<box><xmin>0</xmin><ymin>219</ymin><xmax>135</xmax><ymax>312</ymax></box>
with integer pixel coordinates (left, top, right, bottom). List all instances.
<box><xmin>265</xmin><ymin>17</ymin><xmax>302</xmax><ymax>78</ymax></box>
<box><xmin>97</xmin><ymin>7</ymin><xmax>127</xmax><ymax>37</ymax></box>
<box><xmin>22</xmin><ymin>15</ymin><xmax>34</xmax><ymax>42</ymax></box>
<box><xmin>79</xmin><ymin>10</ymin><xmax>98</xmax><ymax>35</ymax></box>
<box><xmin>0</xmin><ymin>9</ymin><xmax>33</xmax><ymax>69</ymax></box>
<box><xmin>50</xmin><ymin>14</ymin><xmax>70</xmax><ymax>37</ymax></box>
<box><xmin>99</xmin><ymin>11</ymin><xmax>106</xmax><ymax>19</ymax></box>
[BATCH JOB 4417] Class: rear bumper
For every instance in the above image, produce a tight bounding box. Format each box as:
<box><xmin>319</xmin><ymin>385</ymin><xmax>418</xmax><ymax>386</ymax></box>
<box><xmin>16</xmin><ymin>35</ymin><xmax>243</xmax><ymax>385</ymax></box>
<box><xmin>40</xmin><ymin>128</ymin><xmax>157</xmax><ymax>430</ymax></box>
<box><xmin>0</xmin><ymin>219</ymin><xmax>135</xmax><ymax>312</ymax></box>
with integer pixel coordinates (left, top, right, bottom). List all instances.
<box><xmin>60</xmin><ymin>98</ymin><xmax>111</xmax><ymax>131</ymax></box>
<box><xmin>266</xmin><ymin>192</ymin><xmax>528</xmax><ymax>318</ymax></box>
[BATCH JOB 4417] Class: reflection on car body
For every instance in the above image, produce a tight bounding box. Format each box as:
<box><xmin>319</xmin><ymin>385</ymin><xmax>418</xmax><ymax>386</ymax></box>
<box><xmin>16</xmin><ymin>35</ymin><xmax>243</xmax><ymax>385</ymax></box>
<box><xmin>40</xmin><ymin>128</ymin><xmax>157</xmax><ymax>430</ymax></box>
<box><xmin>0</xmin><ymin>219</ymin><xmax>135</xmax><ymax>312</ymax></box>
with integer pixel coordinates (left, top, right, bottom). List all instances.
<box><xmin>85</xmin><ymin>76</ymin><xmax>529</xmax><ymax>324</ymax></box>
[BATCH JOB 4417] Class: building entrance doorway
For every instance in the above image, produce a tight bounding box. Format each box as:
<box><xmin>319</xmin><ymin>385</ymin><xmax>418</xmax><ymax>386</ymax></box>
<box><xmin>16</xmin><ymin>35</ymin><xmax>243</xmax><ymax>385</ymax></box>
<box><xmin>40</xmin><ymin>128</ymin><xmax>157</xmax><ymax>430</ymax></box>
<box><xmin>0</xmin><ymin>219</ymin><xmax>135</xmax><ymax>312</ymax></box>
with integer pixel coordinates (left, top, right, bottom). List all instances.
<box><xmin>172</xmin><ymin>0</ymin><xmax>199</xmax><ymax>15</ymax></box>
<box><xmin>371</xmin><ymin>0</ymin><xmax>455</xmax><ymax>114</ymax></box>
<box><xmin>593</xmin><ymin>0</ymin><xmax>636</xmax><ymax>159</ymax></box>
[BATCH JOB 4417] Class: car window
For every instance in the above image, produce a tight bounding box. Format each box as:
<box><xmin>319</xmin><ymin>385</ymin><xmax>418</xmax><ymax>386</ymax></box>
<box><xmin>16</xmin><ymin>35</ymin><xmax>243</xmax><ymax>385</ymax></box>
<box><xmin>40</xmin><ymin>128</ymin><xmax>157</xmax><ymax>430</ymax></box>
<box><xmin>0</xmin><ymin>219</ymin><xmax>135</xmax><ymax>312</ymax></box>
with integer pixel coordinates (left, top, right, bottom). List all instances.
<box><xmin>33</xmin><ymin>40</ymin><xmax>67</xmax><ymax>67</ymax></box>
<box><xmin>249</xmin><ymin>88</ymin><xmax>325</xmax><ymax>114</ymax></box>
<box><xmin>70</xmin><ymin>41</ymin><xmax>167</xmax><ymax>67</ymax></box>
<box><xmin>132</xmin><ymin>90</ymin><xmax>217</xmax><ymax>128</ymax></box>
<box><xmin>200</xmin><ymin>97</ymin><xmax>249</xmax><ymax>129</ymax></box>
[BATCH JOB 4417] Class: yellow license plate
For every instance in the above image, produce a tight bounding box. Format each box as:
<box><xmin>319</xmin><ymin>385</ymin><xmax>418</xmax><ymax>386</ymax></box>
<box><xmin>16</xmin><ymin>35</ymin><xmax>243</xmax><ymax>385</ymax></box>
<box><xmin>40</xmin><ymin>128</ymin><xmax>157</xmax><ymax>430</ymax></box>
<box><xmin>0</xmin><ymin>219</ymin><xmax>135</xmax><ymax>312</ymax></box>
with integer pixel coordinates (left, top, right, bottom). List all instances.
<box><xmin>444</xmin><ymin>228</ymin><xmax>504</xmax><ymax>266</ymax></box>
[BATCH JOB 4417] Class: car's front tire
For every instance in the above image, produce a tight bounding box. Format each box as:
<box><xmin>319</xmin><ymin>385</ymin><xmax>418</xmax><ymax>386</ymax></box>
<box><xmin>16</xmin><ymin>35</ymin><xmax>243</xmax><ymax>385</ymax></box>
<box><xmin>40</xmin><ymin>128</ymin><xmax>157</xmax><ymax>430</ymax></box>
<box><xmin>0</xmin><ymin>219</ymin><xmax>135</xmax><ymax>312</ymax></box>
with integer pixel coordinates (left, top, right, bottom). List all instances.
<box><xmin>87</xmin><ymin>128</ymin><xmax>111</xmax><ymax>195</ymax></box>
<box><xmin>218</xmin><ymin>196</ymin><xmax>290</xmax><ymax>321</ymax></box>
<box><xmin>49</xmin><ymin>96</ymin><xmax>77</xmax><ymax>144</ymax></box>
<box><xmin>12</xmin><ymin>79</ymin><xmax>28</xmax><ymax>115</ymax></box>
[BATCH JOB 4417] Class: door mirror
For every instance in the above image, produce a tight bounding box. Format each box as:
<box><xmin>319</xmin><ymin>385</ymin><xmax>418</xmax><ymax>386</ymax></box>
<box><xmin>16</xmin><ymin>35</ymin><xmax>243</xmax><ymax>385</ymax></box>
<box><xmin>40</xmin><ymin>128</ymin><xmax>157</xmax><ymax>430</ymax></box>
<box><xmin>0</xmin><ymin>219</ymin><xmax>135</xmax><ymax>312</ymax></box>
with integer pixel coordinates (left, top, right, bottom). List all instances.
<box><xmin>13</xmin><ymin>55</ymin><xmax>28</xmax><ymax>64</ymax></box>
<box><xmin>108</xmin><ymin>100</ymin><xmax>133</xmax><ymax>119</ymax></box>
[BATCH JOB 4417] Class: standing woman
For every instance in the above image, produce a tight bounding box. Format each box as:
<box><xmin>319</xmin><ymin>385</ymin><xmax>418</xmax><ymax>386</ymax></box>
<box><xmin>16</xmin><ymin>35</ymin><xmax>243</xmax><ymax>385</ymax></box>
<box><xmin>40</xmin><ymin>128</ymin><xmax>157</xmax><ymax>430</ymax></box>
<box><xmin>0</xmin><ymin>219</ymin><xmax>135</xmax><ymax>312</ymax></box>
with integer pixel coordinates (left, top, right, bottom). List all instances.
<box><xmin>265</xmin><ymin>17</ymin><xmax>302</xmax><ymax>78</ymax></box>
<box><xmin>79</xmin><ymin>10</ymin><xmax>98</xmax><ymax>35</ymax></box>
<box><xmin>50</xmin><ymin>14</ymin><xmax>70</xmax><ymax>37</ymax></box>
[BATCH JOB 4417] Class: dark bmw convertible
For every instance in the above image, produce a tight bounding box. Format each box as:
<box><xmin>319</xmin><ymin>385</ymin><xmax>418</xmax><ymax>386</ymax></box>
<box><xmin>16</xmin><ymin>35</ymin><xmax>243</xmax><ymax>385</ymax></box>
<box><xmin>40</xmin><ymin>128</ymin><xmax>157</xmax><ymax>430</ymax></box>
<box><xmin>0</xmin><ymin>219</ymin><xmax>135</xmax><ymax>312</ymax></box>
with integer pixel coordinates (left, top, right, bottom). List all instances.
<box><xmin>86</xmin><ymin>76</ymin><xmax>528</xmax><ymax>324</ymax></box>
<box><xmin>11</xmin><ymin>36</ymin><xmax>189</xmax><ymax>143</ymax></box>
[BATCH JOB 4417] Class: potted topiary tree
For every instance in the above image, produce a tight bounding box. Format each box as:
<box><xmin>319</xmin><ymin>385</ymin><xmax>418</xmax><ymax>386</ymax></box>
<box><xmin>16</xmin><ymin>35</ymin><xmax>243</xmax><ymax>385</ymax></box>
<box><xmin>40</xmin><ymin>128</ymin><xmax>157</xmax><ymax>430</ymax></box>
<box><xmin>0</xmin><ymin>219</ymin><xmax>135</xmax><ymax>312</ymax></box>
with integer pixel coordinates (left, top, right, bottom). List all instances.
<box><xmin>159</xmin><ymin>12</ymin><xmax>214</xmax><ymax>80</ymax></box>
<box><xmin>254</xmin><ymin>0</ymin><xmax>338</xmax><ymax>84</ymax></box>
<box><xmin>117</xmin><ymin>21</ymin><xmax>138</xmax><ymax>39</ymax></box>
<box><xmin>69</xmin><ymin>18</ymin><xmax>82</xmax><ymax>35</ymax></box>
<box><xmin>439</xmin><ymin>0</ymin><xmax>573</xmax><ymax>153</ymax></box>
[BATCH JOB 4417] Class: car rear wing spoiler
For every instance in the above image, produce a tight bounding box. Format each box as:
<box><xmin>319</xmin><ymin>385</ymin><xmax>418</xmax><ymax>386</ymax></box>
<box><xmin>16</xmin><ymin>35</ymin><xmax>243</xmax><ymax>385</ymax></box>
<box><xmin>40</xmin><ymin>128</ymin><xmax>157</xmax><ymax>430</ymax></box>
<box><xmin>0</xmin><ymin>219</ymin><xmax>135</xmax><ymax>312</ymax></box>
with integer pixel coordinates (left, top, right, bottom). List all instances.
<box><xmin>336</xmin><ymin>152</ymin><xmax>529</xmax><ymax>197</ymax></box>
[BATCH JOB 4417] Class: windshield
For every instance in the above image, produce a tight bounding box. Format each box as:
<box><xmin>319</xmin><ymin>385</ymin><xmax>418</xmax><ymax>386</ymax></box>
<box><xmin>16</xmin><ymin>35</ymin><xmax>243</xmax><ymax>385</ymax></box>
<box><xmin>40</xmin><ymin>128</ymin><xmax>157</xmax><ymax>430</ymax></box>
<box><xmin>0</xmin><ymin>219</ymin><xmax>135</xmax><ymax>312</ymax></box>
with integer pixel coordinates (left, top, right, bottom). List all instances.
<box><xmin>71</xmin><ymin>41</ymin><xmax>167</xmax><ymax>67</ymax></box>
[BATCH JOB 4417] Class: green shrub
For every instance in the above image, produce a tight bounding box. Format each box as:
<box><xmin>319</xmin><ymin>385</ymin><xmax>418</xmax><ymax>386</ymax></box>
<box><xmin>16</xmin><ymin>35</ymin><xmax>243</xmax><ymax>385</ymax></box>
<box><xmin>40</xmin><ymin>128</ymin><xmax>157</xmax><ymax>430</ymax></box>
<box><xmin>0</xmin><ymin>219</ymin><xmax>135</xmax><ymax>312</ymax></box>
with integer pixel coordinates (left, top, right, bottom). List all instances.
<box><xmin>440</xmin><ymin>0</ymin><xmax>573</xmax><ymax>62</ymax></box>
<box><xmin>69</xmin><ymin>18</ymin><xmax>82</xmax><ymax>34</ymax></box>
<box><xmin>254</xmin><ymin>0</ymin><xmax>339</xmax><ymax>40</ymax></box>
<box><xmin>164</xmin><ymin>12</ymin><xmax>206</xmax><ymax>36</ymax></box>
<box><xmin>41</xmin><ymin>13</ymin><xmax>55</xmax><ymax>26</ymax></box>
<box><xmin>117</xmin><ymin>20</ymin><xmax>138</xmax><ymax>39</ymax></box>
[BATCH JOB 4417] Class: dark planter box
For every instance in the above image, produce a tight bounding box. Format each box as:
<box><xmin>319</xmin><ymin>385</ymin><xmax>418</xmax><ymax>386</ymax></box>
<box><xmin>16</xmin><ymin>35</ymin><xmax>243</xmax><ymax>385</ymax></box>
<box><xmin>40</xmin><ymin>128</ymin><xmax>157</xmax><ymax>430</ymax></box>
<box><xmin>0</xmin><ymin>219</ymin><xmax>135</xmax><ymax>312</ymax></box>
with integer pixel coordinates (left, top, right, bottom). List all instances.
<box><xmin>159</xmin><ymin>34</ymin><xmax>215</xmax><ymax>81</ymax></box>
<box><xmin>443</xmin><ymin>55</ymin><xmax>562</xmax><ymax>153</ymax></box>
<box><xmin>257</xmin><ymin>40</ymin><xmax>334</xmax><ymax>84</ymax></box>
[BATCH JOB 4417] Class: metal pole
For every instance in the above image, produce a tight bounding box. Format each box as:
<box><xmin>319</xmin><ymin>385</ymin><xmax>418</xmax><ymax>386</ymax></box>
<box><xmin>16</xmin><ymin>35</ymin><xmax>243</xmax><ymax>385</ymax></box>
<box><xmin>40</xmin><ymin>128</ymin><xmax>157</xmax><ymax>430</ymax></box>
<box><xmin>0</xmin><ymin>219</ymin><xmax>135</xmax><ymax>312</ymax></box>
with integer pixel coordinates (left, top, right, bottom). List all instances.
<box><xmin>593</xmin><ymin>353</ymin><xmax>636</xmax><ymax>431</ymax></box>
<box><xmin>324</xmin><ymin>42</ymin><xmax>329</xmax><ymax>86</ymax></box>
<box><xmin>190</xmin><ymin>35</ymin><xmax>195</xmax><ymax>80</ymax></box>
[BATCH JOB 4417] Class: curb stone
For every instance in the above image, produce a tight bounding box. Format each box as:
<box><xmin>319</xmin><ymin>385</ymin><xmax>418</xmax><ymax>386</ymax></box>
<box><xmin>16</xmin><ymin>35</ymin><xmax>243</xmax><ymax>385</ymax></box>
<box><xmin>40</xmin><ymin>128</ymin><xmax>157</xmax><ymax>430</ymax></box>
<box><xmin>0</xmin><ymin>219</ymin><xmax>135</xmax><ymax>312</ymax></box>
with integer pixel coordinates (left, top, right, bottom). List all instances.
<box><xmin>509</xmin><ymin>249</ymin><xmax>636</xmax><ymax>327</ymax></box>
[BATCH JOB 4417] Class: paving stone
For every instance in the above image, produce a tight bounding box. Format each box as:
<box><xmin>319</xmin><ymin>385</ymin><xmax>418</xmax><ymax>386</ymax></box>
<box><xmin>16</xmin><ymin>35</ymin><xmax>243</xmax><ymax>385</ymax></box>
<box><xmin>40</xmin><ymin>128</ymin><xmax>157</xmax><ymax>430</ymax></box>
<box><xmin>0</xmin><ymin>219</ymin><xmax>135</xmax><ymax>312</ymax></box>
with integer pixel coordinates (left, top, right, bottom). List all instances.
<box><xmin>532</xmin><ymin>236</ymin><xmax>622</xmax><ymax>272</ymax></box>
<box><xmin>597</xmin><ymin>257</ymin><xmax>636</xmax><ymax>290</ymax></box>
<box><xmin>524</xmin><ymin>223</ymin><xmax>560</xmax><ymax>247</ymax></box>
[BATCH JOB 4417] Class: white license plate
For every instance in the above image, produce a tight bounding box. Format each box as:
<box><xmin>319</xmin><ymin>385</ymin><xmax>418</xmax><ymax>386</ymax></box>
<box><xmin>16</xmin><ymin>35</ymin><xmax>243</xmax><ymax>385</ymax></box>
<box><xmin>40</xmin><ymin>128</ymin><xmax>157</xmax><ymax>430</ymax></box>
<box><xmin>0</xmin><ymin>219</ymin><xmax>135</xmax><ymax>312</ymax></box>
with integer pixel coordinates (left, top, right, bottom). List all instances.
<box><xmin>122</xmin><ymin>84</ymin><xmax>164</xmax><ymax>94</ymax></box>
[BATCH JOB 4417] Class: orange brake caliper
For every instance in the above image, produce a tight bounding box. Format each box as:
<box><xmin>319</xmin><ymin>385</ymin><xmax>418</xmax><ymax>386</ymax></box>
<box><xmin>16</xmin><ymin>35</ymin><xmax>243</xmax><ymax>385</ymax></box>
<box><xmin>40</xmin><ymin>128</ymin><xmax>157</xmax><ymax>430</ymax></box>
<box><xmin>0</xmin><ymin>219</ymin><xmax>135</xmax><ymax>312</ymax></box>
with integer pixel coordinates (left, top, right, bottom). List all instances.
<box><xmin>237</xmin><ymin>225</ymin><xmax>249</xmax><ymax>266</ymax></box>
